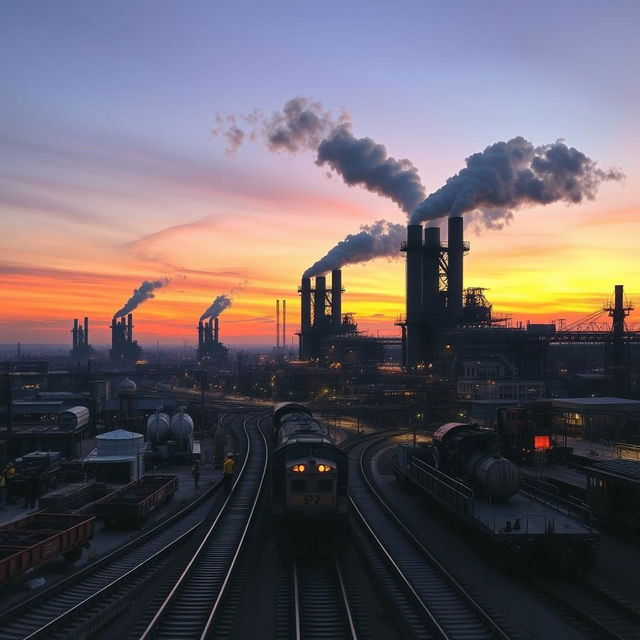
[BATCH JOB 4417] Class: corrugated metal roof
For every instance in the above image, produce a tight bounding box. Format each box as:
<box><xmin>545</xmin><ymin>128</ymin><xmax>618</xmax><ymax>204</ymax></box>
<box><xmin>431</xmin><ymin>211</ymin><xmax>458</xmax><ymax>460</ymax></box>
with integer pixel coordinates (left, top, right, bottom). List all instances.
<box><xmin>96</xmin><ymin>428</ymin><xmax>143</xmax><ymax>440</ymax></box>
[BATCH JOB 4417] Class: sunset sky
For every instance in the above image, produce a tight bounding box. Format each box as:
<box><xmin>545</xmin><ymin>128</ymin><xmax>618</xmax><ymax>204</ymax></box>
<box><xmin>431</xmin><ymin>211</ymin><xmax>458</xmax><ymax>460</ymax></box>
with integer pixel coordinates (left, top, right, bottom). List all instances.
<box><xmin>1</xmin><ymin>1</ymin><xmax>638</xmax><ymax>347</ymax></box>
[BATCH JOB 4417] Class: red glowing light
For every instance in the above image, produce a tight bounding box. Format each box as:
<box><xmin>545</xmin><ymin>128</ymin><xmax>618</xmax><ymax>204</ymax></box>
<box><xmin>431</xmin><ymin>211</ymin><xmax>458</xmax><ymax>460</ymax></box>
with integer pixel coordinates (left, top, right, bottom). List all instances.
<box><xmin>534</xmin><ymin>435</ymin><xmax>551</xmax><ymax>450</ymax></box>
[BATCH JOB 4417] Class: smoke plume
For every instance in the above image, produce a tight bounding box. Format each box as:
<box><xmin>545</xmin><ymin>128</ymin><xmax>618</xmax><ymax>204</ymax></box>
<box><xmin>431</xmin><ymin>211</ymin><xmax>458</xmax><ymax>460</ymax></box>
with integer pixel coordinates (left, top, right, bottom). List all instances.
<box><xmin>303</xmin><ymin>221</ymin><xmax>406</xmax><ymax>278</ymax></box>
<box><xmin>410</xmin><ymin>137</ymin><xmax>624</xmax><ymax>225</ymax></box>
<box><xmin>316</xmin><ymin>124</ymin><xmax>425</xmax><ymax>214</ymax></box>
<box><xmin>213</xmin><ymin>96</ymin><xmax>348</xmax><ymax>155</ymax></box>
<box><xmin>200</xmin><ymin>294</ymin><xmax>232</xmax><ymax>322</ymax></box>
<box><xmin>114</xmin><ymin>278</ymin><xmax>169</xmax><ymax>319</ymax></box>
<box><xmin>213</xmin><ymin>97</ymin><xmax>426</xmax><ymax>213</ymax></box>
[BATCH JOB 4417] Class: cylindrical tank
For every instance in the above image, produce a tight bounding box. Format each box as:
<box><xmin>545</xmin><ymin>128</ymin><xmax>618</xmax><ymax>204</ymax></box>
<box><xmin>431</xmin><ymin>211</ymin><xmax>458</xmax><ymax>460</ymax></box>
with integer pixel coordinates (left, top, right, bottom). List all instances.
<box><xmin>58</xmin><ymin>406</ymin><xmax>90</xmax><ymax>430</ymax></box>
<box><xmin>146</xmin><ymin>412</ymin><xmax>171</xmax><ymax>444</ymax></box>
<box><xmin>464</xmin><ymin>452</ymin><xmax>520</xmax><ymax>501</ymax></box>
<box><xmin>170</xmin><ymin>412</ymin><xmax>194</xmax><ymax>442</ymax></box>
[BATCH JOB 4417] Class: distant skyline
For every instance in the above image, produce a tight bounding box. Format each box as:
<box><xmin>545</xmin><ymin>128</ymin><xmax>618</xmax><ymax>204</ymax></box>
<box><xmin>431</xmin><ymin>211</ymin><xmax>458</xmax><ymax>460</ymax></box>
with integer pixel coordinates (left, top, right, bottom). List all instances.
<box><xmin>1</xmin><ymin>1</ymin><xmax>638</xmax><ymax>345</ymax></box>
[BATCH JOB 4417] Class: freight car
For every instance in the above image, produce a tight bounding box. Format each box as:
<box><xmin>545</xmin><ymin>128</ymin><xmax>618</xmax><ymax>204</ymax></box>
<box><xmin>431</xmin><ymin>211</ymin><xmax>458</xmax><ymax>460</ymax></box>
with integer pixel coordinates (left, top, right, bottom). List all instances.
<box><xmin>497</xmin><ymin>405</ymin><xmax>554</xmax><ymax>464</ymax></box>
<box><xmin>271</xmin><ymin>402</ymin><xmax>348</xmax><ymax>555</ymax></box>
<box><xmin>585</xmin><ymin>459</ymin><xmax>640</xmax><ymax>532</ymax></box>
<box><xmin>92</xmin><ymin>475</ymin><xmax>178</xmax><ymax>528</ymax></box>
<box><xmin>0</xmin><ymin>513</ymin><xmax>94</xmax><ymax>586</ymax></box>
<box><xmin>394</xmin><ymin>422</ymin><xmax>599</xmax><ymax>569</ymax></box>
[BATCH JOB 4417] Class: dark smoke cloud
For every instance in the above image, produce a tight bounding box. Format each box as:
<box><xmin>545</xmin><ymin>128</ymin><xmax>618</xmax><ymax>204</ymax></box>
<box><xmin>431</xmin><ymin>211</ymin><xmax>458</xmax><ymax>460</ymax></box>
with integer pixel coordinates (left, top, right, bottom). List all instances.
<box><xmin>114</xmin><ymin>278</ymin><xmax>169</xmax><ymax>319</ymax></box>
<box><xmin>200</xmin><ymin>294</ymin><xmax>232</xmax><ymax>322</ymax></box>
<box><xmin>212</xmin><ymin>97</ymin><xmax>348</xmax><ymax>156</ymax></box>
<box><xmin>316</xmin><ymin>124</ymin><xmax>426</xmax><ymax>214</ymax></box>
<box><xmin>410</xmin><ymin>137</ymin><xmax>624</xmax><ymax>225</ymax></box>
<box><xmin>303</xmin><ymin>220</ymin><xmax>406</xmax><ymax>278</ymax></box>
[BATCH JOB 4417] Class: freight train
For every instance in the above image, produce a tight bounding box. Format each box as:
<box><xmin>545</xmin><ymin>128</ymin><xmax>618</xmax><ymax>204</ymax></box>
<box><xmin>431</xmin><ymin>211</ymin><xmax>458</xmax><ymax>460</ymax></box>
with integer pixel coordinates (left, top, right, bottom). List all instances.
<box><xmin>394</xmin><ymin>422</ymin><xmax>599</xmax><ymax>569</ymax></box>
<box><xmin>271</xmin><ymin>402</ymin><xmax>348</xmax><ymax>555</ymax></box>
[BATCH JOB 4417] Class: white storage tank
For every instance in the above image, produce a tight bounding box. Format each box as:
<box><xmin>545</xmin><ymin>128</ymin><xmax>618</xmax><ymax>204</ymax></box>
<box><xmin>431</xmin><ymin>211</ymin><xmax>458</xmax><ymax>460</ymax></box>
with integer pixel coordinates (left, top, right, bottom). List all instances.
<box><xmin>146</xmin><ymin>412</ymin><xmax>171</xmax><ymax>444</ymax></box>
<box><xmin>170</xmin><ymin>412</ymin><xmax>194</xmax><ymax>442</ymax></box>
<box><xmin>96</xmin><ymin>429</ymin><xmax>145</xmax><ymax>457</ymax></box>
<box><xmin>58</xmin><ymin>406</ymin><xmax>90</xmax><ymax>430</ymax></box>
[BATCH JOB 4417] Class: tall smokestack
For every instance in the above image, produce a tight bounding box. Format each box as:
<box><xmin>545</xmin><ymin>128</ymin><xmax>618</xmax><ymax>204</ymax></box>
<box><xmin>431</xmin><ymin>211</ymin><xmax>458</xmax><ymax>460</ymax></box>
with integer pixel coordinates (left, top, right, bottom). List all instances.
<box><xmin>72</xmin><ymin>318</ymin><xmax>78</xmax><ymax>349</ymax></box>
<box><xmin>314</xmin><ymin>276</ymin><xmax>326</xmax><ymax>328</ymax></box>
<box><xmin>405</xmin><ymin>224</ymin><xmax>424</xmax><ymax>368</ymax></box>
<box><xmin>331</xmin><ymin>269</ymin><xmax>342</xmax><ymax>332</ymax></box>
<box><xmin>447</xmin><ymin>216</ymin><xmax>464</xmax><ymax>320</ymax></box>
<box><xmin>214</xmin><ymin>317</ymin><xmax>219</xmax><ymax>345</ymax></box>
<box><xmin>300</xmin><ymin>277</ymin><xmax>311</xmax><ymax>332</ymax></box>
<box><xmin>282</xmin><ymin>299</ymin><xmax>286</xmax><ymax>349</ymax></box>
<box><xmin>84</xmin><ymin>317</ymin><xmax>89</xmax><ymax>346</ymax></box>
<box><xmin>128</xmin><ymin>314</ymin><xmax>133</xmax><ymax>343</ymax></box>
<box><xmin>423</xmin><ymin>227</ymin><xmax>441</xmax><ymax>320</ymax></box>
<box><xmin>207</xmin><ymin>318</ymin><xmax>213</xmax><ymax>343</ymax></box>
<box><xmin>111</xmin><ymin>317</ymin><xmax>117</xmax><ymax>349</ymax></box>
<box><xmin>276</xmin><ymin>299</ymin><xmax>280</xmax><ymax>347</ymax></box>
<box><xmin>198</xmin><ymin>321</ymin><xmax>204</xmax><ymax>349</ymax></box>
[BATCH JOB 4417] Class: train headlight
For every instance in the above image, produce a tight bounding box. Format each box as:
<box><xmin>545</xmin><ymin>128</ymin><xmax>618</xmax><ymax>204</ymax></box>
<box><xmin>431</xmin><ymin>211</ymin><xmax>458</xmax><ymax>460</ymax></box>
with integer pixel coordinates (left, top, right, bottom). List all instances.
<box><xmin>317</xmin><ymin>464</ymin><xmax>333</xmax><ymax>473</ymax></box>
<box><xmin>292</xmin><ymin>464</ymin><xmax>306</xmax><ymax>472</ymax></box>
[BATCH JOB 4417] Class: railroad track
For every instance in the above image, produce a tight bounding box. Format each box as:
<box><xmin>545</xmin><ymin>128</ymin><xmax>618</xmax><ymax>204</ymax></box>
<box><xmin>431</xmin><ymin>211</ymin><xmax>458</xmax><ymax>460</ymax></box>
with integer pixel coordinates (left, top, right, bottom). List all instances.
<box><xmin>138</xmin><ymin>412</ymin><xmax>269</xmax><ymax>639</ymax></box>
<box><xmin>533</xmin><ymin>575</ymin><xmax>640</xmax><ymax>639</ymax></box>
<box><xmin>349</xmin><ymin>435</ymin><xmax>513</xmax><ymax>639</ymax></box>
<box><xmin>292</xmin><ymin>558</ymin><xmax>358</xmax><ymax>640</ymax></box>
<box><xmin>0</xmin><ymin>411</ymin><xmax>254</xmax><ymax>639</ymax></box>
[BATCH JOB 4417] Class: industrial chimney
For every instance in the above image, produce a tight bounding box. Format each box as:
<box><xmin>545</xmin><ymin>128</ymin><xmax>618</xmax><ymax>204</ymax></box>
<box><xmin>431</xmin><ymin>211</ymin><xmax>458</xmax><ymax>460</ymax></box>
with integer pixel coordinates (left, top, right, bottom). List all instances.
<box><xmin>447</xmin><ymin>216</ymin><xmax>464</xmax><ymax>320</ymax></box>
<box><xmin>405</xmin><ymin>224</ymin><xmax>424</xmax><ymax>368</ymax></box>
<box><xmin>423</xmin><ymin>226</ymin><xmax>441</xmax><ymax>320</ymax></box>
<box><xmin>282</xmin><ymin>299</ymin><xmax>286</xmax><ymax>349</ymax></box>
<box><xmin>314</xmin><ymin>275</ymin><xmax>327</xmax><ymax>328</ymax></box>
<box><xmin>331</xmin><ymin>269</ymin><xmax>342</xmax><ymax>332</ymax></box>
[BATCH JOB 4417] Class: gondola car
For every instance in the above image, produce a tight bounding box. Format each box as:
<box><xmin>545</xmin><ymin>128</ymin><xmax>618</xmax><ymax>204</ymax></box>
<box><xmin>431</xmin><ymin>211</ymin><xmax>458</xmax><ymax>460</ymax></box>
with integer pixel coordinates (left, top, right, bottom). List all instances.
<box><xmin>271</xmin><ymin>402</ymin><xmax>348</xmax><ymax>555</ymax></box>
<box><xmin>394</xmin><ymin>422</ymin><xmax>599</xmax><ymax>570</ymax></box>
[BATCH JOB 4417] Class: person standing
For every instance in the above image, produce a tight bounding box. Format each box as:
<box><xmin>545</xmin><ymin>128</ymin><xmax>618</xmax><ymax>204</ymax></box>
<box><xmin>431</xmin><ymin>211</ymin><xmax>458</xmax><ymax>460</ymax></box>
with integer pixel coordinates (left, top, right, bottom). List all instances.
<box><xmin>4</xmin><ymin>463</ymin><xmax>16</xmax><ymax>504</ymax></box>
<box><xmin>25</xmin><ymin>473</ymin><xmax>40</xmax><ymax>509</ymax></box>
<box><xmin>192</xmin><ymin>462</ymin><xmax>200</xmax><ymax>490</ymax></box>
<box><xmin>223</xmin><ymin>453</ymin><xmax>236</xmax><ymax>494</ymax></box>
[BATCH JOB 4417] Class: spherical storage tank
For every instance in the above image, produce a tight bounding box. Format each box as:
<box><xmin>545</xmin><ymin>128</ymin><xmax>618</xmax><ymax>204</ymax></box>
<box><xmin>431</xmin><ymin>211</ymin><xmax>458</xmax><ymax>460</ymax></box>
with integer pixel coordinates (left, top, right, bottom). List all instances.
<box><xmin>146</xmin><ymin>412</ymin><xmax>171</xmax><ymax>444</ymax></box>
<box><xmin>170</xmin><ymin>412</ymin><xmax>194</xmax><ymax>442</ymax></box>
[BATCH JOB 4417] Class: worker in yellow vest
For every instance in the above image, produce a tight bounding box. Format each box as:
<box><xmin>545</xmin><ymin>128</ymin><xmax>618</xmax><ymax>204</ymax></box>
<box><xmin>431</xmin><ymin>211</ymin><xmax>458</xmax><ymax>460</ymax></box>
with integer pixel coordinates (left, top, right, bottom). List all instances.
<box><xmin>223</xmin><ymin>453</ymin><xmax>236</xmax><ymax>494</ymax></box>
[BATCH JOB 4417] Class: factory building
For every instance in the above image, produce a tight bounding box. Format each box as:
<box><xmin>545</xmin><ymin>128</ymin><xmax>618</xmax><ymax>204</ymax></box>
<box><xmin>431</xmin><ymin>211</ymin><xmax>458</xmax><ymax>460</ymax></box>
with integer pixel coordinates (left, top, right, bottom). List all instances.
<box><xmin>70</xmin><ymin>317</ymin><xmax>94</xmax><ymax>360</ymax></box>
<box><xmin>110</xmin><ymin>313</ymin><xmax>142</xmax><ymax>364</ymax></box>
<box><xmin>197</xmin><ymin>316</ymin><xmax>229</xmax><ymax>366</ymax></box>
<box><xmin>297</xmin><ymin>269</ymin><xmax>384</xmax><ymax>364</ymax></box>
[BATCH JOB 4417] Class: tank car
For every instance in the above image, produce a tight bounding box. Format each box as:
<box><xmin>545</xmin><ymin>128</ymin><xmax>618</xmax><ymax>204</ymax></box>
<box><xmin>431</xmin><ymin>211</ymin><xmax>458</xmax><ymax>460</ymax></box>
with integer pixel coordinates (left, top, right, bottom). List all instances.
<box><xmin>394</xmin><ymin>422</ymin><xmax>599</xmax><ymax>570</ymax></box>
<box><xmin>271</xmin><ymin>402</ymin><xmax>348</xmax><ymax>555</ymax></box>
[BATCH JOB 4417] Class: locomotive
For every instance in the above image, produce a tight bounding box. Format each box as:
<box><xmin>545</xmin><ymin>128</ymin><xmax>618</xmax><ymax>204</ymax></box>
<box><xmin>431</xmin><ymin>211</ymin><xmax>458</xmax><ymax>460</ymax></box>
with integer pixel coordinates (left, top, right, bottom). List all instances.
<box><xmin>271</xmin><ymin>402</ymin><xmax>348</xmax><ymax>555</ymax></box>
<box><xmin>394</xmin><ymin>422</ymin><xmax>599</xmax><ymax>569</ymax></box>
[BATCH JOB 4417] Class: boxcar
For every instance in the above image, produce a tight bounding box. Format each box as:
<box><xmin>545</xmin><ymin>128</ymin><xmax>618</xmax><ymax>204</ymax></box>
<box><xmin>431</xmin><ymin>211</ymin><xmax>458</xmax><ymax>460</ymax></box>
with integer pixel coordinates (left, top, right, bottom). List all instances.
<box><xmin>93</xmin><ymin>475</ymin><xmax>178</xmax><ymax>528</ymax></box>
<box><xmin>0</xmin><ymin>513</ymin><xmax>95</xmax><ymax>586</ymax></box>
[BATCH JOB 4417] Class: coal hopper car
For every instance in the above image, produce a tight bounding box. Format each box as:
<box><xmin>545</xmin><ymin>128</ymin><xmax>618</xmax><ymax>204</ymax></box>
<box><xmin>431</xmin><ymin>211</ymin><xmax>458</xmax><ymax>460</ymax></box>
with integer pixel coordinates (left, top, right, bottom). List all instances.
<box><xmin>271</xmin><ymin>402</ymin><xmax>348</xmax><ymax>555</ymax></box>
<box><xmin>394</xmin><ymin>422</ymin><xmax>599</xmax><ymax>569</ymax></box>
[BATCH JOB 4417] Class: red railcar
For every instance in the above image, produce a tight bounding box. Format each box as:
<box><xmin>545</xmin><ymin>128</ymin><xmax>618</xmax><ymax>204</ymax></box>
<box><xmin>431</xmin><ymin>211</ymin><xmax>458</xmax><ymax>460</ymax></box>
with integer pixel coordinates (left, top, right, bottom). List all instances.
<box><xmin>0</xmin><ymin>513</ymin><xmax>95</xmax><ymax>585</ymax></box>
